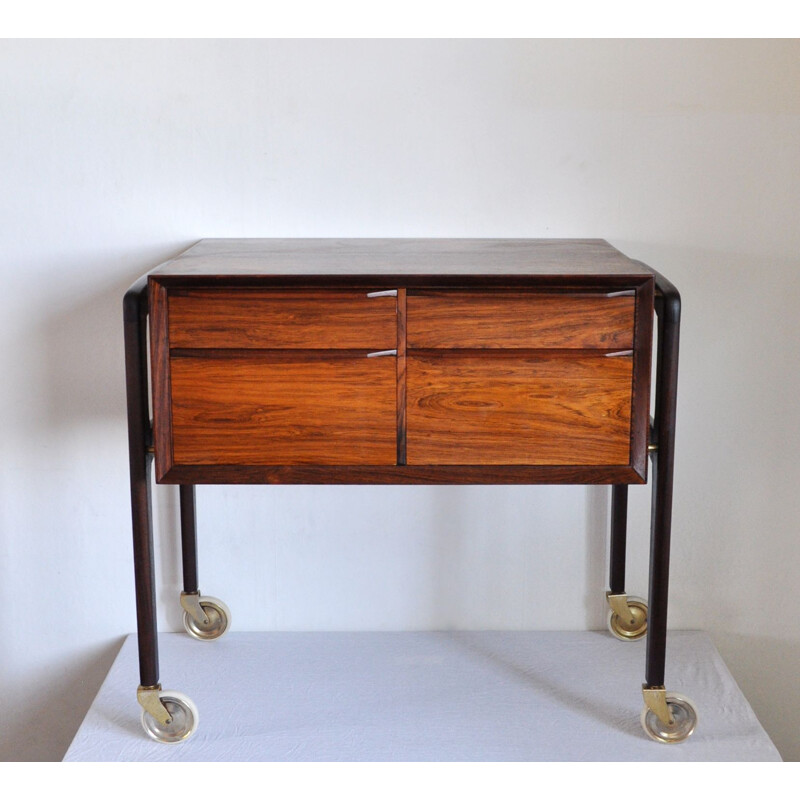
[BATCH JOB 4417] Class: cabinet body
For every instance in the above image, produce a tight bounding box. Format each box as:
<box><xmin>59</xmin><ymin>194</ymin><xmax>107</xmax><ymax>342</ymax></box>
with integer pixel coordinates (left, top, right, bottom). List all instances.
<box><xmin>148</xmin><ymin>239</ymin><xmax>654</xmax><ymax>486</ymax></box>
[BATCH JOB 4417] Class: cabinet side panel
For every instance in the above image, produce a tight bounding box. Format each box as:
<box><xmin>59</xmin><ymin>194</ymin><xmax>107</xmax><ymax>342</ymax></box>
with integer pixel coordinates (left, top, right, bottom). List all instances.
<box><xmin>406</xmin><ymin>354</ymin><xmax>633</xmax><ymax>466</ymax></box>
<box><xmin>396</xmin><ymin>288</ymin><xmax>408</xmax><ymax>465</ymax></box>
<box><xmin>630</xmin><ymin>278</ymin><xmax>655</xmax><ymax>480</ymax></box>
<box><xmin>149</xmin><ymin>280</ymin><xmax>174</xmax><ymax>480</ymax></box>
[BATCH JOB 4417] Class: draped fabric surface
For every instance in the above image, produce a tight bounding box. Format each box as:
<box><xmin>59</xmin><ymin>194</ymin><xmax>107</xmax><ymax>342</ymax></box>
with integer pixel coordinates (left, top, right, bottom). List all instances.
<box><xmin>65</xmin><ymin>630</ymin><xmax>780</xmax><ymax>762</ymax></box>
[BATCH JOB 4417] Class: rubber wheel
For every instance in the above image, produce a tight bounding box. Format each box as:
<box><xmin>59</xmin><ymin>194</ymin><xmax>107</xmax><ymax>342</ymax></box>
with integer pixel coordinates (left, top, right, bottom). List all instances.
<box><xmin>141</xmin><ymin>691</ymin><xmax>199</xmax><ymax>744</ymax></box>
<box><xmin>607</xmin><ymin>596</ymin><xmax>648</xmax><ymax>641</ymax></box>
<box><xmin>641</xmin><ymin>693</ymin><xmax>698</xmax><ymax>743</ymax></box>
<box><xmin>182</xmin><ymin>596</ymin><xmax>231</xmax><ymax>641</ymax></box>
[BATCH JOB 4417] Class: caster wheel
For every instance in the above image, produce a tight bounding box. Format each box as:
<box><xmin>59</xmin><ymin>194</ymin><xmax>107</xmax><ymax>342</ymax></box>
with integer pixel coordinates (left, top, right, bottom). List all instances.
<box><xmin>607</xmin><ymin>596</ymin><xmax>648</xmax><ymax>641</ymax></box>
<box><xmin>183</xmin><ymin>596</ymin><xmax>231</xmax><ymax>641</ymax></box>
<box><xmin>641</xmin><ymin>693</ymin><xmax>698</xmax><ymax>743</ymax></box>
<box><xmin>141</xmin><ymin>691</ymin><xmax>199</xmax><ymax>744</ymax></box>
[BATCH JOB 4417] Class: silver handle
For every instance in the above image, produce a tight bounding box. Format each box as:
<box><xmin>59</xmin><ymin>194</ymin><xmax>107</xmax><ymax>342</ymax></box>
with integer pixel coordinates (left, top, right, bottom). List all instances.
<box><xmin>366</xmin><ymin>349</ymin><xmax>397</xmax><ymax>358</ymax></box>
<box><xmin>606</xmin><ymin>290</ymin><xmax>635</xmax><ymax>298</ymax></box>
<box><xmin>605</xmin><ymin>350</ymin><xmax>634</xmax><ymax>358</ymax></box>
<box><xmin>367</xmin><ymin>290</ymin><xmax>398</xmax><ymax>298</ymax></box>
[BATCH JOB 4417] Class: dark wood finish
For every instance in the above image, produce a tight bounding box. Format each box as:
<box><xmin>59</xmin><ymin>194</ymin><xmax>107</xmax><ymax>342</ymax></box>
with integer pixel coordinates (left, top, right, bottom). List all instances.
<box><xmin>645</xmin><ymin>271</ymin><xmax>681</xmax><ymax>688</ymax></box>
<box><xmin>123</xmin><ymin>277</ymin><xmax>160</xmax><ymax>688</ymax></box>
<box><xmin>609</xmin><ymin>485</ymin><xmax>629</xmax><ymax>595</ymax></box>
<box><xmin>406</xmin><ymin>353</ymin><xmax>633</xmax><ymax>466</ymax></box>
<box><xmin>149</xmin><ymin>281</ymin><xmax>174</xmax><ymax>480</ymax></box>
<box><xmin>396</xmin><ymin>288</ymin><xmax>408</xmax><ymax>465</ymax></box>
<box><xmin>155</xmin><ymin>274</ymin><xmax>650</xmax><ymax>291</ymax></box>
<box><xmin>179</xmin><ymin>485</ymin><xmax>199</xmax><ymax>594</ymax></box>
<box><xmin>630</xmin><ymin>279</ymin><xmax>654</xmax><ymax>481</ymax></box>
<box><xmin>151</xmin><ymin>239</ymin><xmax>655</xmax><ymax>279</ymax></box>
<box><xmin>157</xmin><ymin>463</ymin><xmax>647</xmax><ymax>485</ymax></box>
<box><xmin>168</xmin><ymin>289</ymin><xmax>397</xmax><ymax>350</ymax></box>
<box><xmin>407</xmin><ymin>292</ymin><xmax>635</xmax><ymax>350</ymax></box>
<box><xmin>169</xmin><ymin>355</ymin><xmax>397</xmax><ymax>466</ymax></box>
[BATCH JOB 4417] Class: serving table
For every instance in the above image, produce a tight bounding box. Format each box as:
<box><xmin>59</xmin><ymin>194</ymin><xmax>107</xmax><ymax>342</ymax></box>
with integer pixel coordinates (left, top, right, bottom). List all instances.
<box><xmin>123</xmin><ymin>239</ymin><xmax>692</xmax><ymax>744</ymax></box>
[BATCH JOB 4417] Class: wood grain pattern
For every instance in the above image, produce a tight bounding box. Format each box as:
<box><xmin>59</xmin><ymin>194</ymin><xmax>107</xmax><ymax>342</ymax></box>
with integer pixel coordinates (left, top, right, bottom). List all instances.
<box><xmin>396</xmin><ymin>288</ymin><xmax>407</xmax><ymax>464</ymax></box>
<box><xmin>158</xmin><ymin>464</ymin><xmax>647</xmax><ymax>485</ymax></box>
<box><xmin>168</xmin><ymin>290</ymin><xmax>397</xmax><ymax>349</ymax></box>
<box><xmin>630</xmin><ymin>280</ymin><xmax>655</xmax><ymax>480</ymax></box>
<box><xmin>406</xmin><ymin>354</ymin><xmax>633</xmax><ymax>466</ymax></box>
<box><xmin>145</xmin><ymin>242</ymin><xmax>658</xmax><ymax>485</ymax></box>
<box><xmin>170</xmin><ymin>355</ymin><xmax>397</xmax><ymax>465</ymax></box>
<box><xmin>150</xmin><ymin>239</ymin><xmax>655</xmax><ymax>278</ymax></box>
<box><xmin>148</xmin><ymin>280</ymin><xmax>174</xmax><ymax>479</ymax></box>
<box><xmin>407</xmin><ymin>292</ymin><xmax>635</xmax><ymax>349</ymax></box>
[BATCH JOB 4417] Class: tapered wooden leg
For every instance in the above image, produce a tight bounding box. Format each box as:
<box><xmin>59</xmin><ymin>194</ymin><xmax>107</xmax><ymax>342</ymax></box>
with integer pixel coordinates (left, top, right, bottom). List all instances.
<box><xmin>608</xmin><ymin>484</ymin><xmax>629</xmax><ymax>595</ymax></box>
<box><xmin>177</xmin><ymin>482</ymin><xmax>231</xmax><ymax>641</ymax></box>
<box><xmin>644</xmin><ymin>272</ymin><xmax>681</xmax><ymax>688</ymax></box>
<box><xmin>124</xmin><ymin>277</ymin><xmax>159</xmax><ymax>688</ymax></box>
<box><xmin>606</xmin><ymin>482</ymin><xmax>649</xmax><ymax>642</ymax></box>
<box><xmin>179</xmin><ymin>485</ymin><xmax>199</xmax><ymax>594</ymax></box>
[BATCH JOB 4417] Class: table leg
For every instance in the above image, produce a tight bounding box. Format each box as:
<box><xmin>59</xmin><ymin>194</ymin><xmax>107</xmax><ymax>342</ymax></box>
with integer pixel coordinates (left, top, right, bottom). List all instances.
<box><xmin>177</xmin><ymin>483</ymin><xmax>231</xmax><ymax>641</ymax></box>
<box><xmin>124</xmin><ymin>278</ymin><xmax>159</xmax><ymax>690</ymax></box>
<box><xmin>608</xmin><ymin>484</ymin><xmax>628</xmax><ymax>595</ymax></box>
<box><xmin>606</xmin><ymin>483</ymin><xmax>648</xmax><ymax>641</ymax></box>
<box><xmin>644</xmin><ymin>272</ymin><xmax>681</xmax><ymax>689</ymax></box>
<box><xmin>179</xmin><ymin>485</ymin><xmax>199</xmax><ymax>594</ymax></box>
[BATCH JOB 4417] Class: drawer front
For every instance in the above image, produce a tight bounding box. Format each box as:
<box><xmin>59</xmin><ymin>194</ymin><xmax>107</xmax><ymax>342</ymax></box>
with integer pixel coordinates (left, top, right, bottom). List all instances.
<box><xmin>407</xmin><ymin>292</ymin><xmax>635</xmax><ymax>350</ymax></box>
<box><xmin>168</xmin><ymin>290</ymin><xmax>397</xmax><ymax>350</ymax></box>
<box><xmin>406</xmin><ymin>353</ymin><xmax>633</xmax><ymax>466</ymax></box>
<box><xmin>170</xmin><ymin>355</ymin><xmax>397</xmax><ymax>465</ymax></box>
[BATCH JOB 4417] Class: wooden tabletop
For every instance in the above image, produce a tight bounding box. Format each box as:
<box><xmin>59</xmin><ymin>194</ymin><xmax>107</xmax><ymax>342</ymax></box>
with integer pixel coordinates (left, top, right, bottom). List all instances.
<box><xmin>150</xmin><ymin>238</ymin><xmax>653</xmax><ymax>278</ymax></box>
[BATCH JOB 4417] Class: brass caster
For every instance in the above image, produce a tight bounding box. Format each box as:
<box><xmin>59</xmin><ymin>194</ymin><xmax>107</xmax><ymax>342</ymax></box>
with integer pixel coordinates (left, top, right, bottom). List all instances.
<box><xmin>139</xmin><ymin>688</ymin><xmax>199</xmax><ymax>744</ymax></box>
<box><xmin>137</xmin><ymin>685</ymin><xmax>170</xmax><ymax>726</ymax></box>
<box><xmin>606</xmin><ymin>592</ymin><xmax>648</xmax><ymax>641</ymax></box>
<box><xmin>641</xmin><ymin>687</ymin><xmax>698</xmax><ymax>744</ymax></box>
<box><xmin>181</xmin><ymin>591</ymin><xmax>231</xmax><ymax>641</ymax></box>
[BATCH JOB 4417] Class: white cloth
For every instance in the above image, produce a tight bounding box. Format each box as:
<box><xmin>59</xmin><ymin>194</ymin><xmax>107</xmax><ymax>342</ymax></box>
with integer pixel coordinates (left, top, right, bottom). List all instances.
<box><xmin>64</xmin><ymin>630</ymin><xmax>780</xmax><ymax>761</ymax></box>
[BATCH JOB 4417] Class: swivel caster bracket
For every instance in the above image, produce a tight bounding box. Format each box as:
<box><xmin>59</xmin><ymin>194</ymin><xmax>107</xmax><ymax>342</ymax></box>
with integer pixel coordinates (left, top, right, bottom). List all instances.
<box><xmin>137</xmin><ymin>684</ymin><xmax>171</xmax><ymax>726</ymax></box>
<box><xmin>606</xmin><ymin>591</ymin><xmax>648</xmax><ymax>641</ymax></box>
<box><xmin>180</xmin><ymin>591</ymin><xmax>231</xmax><ymax>641</ymax></box>
<box><xmin>180</xmin><ymin>591</ymin><xmax>210</xmax><ymax>627</ymax></box>
<box><xmin>138</xmin><ymin>685</ymin><xmax>200</xmax><ymax>743</ymax></box>
<box><xmin>642</xmin><ymin>685</ymin><xmax>674</xmax><ymax>726</ymax></box>
<box><xmin>641</xmin><ymin>685</ymin><xmax>698</xmax><ymax>743</ymax></box>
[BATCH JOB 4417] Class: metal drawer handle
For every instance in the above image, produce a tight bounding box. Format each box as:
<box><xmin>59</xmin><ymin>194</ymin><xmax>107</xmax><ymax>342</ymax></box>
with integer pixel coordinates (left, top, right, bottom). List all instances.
<box><xmin>366</xmin><ymin>290</ymin><xmax>398</xmax><ymax>298</ymax></box>
<box><xmin>606</xmin><ymin>350</ymin><xmax>634</xmax><ymax>358</ymax></box>
<box><xmin>366</xmin><ymin>349</ymin><xmax>397</xmax><ymax>358</ymax></box>
<box><xmin>606</xmin><ymin>290</ymin><xmax>635</xmax><ymax>298</ymax></box>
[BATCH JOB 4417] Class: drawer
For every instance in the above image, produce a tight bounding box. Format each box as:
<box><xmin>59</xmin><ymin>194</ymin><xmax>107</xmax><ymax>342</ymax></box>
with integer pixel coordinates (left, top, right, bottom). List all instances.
<box><xmin>406</xmin><ymin>353</ymin><xmax>633</xmax><ymax>466</ymax></box>
<box><xmin>168</xmin><ymin>289</ymin><xmax>397</xmax><ymax>350</ymax></box>
<box><xmin>407</xmin><ymin>291</ymin><xmax>635</xmax><ymax>350</ymax></box>
<box><xmin>169</xmin><ymin>354</ymin><xmax>397</xmax><ymax>466</ymax></box>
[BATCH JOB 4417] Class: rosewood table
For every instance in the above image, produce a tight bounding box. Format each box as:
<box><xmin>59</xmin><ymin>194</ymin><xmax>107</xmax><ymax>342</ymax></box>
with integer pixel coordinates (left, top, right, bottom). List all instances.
<box><xmin>123</xmin><ymin>238</ymin><xmax>694</xmax><ymax>744</ymax></box>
